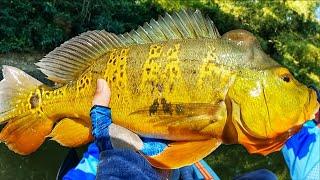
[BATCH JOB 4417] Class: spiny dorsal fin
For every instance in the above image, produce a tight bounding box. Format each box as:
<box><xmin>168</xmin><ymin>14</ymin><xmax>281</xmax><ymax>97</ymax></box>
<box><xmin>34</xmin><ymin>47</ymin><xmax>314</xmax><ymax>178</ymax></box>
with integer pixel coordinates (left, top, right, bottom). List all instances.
<box><xmin>36</xmin><ymin>9</ymin><xmax>220</xmax><ymax>83</ymax></box>
<box><xmin>36</xmin><ymin>30</ymin><xmax>124</xmax><ymax>83</ymax></box>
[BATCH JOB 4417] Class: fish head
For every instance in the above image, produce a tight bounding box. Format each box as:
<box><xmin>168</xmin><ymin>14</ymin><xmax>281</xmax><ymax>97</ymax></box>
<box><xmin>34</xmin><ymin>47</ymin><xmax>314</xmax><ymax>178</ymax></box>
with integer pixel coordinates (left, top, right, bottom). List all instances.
<box><xmin>227</xmin><ymin>66</ymin><xmax>319</xmax><ymax>154</ymax></box>
<box><xmin>223</xmin><ymin>29</ymin><xmax>319</xmax><ymax>154</ymax></box>
<box><xmin>228</xmin><ymin>67</ymin><xmax>319</xmax><ymax>137</ymax></box>
<box><xmin>262</xmin><ymin>67</ymin><xmax>319</xmax><ymax>134</ymax></box>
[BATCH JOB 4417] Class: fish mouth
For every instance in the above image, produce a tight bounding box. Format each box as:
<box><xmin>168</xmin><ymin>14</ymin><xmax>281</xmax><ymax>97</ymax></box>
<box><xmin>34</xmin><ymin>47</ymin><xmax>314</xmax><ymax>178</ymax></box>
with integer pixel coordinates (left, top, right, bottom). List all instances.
<box><xmin>305</xmin><ymin>89</ymin><xmax>319</xmax><ymax>121</ymax></box>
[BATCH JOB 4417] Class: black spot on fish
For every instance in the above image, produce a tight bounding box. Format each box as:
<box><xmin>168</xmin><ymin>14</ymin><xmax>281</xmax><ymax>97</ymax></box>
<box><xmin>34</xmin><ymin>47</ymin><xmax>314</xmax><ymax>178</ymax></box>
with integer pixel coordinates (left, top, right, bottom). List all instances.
<box><xmin>209</xmin><ymin>119</ymin><xmax>217</xmax><ymax>124</ymax></box>
<box><xmin>169</xmin><ymin>84</ymin><xmax>174</xmax><ymax>92</ymax></box>
<box><xmin>176</xmin><ymin>104</ymin><xmax>184</xmax><ymax>114</ymax></box>
<box><xmin>161</xmin><ymin>98</ymin><xmax>172</xmax><ymax>115</ymax></box>
<box><xmin>146</xmin><ymin>68</ymin><xmax>151</xmax><ymax>75</ymax></box>
<box><xmin>160</xmin><ymin>98</ymin><xmax>166</xmax><ymax>105</ymax></box>
<box><xmin>164</xmin><ymin>103</ymin><xmax>172</xmax><ymax>115</ymax></box>
<box><xmin>149</xmin><ymin>99</ymin><xmax>159</xmax><ymax>116</ymax></box>
<box><xmin>120</xmin><ymin>72</ymin><xmax>124</xmax><ymax>77</ymax></box>
<box><xmin>30</xmin><ymin>93</ymin><xmax>39</xmax><ymax>109</ymax></box>
<box><xmin>172</xmin><ymin>67</ymin><xmax>177</xmax><ymax>75</ymax></box>
<box><xmin>86</xmin><ymin>79</ymin><xmax>89</xmax><ymax>84</ymax></box>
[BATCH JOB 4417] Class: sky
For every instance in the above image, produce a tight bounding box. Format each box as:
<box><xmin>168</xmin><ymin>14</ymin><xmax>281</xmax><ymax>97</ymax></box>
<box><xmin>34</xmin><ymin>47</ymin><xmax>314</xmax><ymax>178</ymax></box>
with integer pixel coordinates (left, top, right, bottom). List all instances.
<box><xmin>316</xmin><ymin>6</ymin><xmax>320</xmax><ymax>20</ymax></box>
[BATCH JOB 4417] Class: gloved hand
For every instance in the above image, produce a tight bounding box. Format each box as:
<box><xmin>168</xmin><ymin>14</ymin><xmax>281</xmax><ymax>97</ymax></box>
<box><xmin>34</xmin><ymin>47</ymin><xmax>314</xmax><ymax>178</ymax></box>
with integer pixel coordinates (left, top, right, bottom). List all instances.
<box><xmin>90</xmin><ymin>79</ymin><xmax>168</xmax><ymax>155</ymax></box>
<box><xmin>91</xmin><ymin>79</ymin><xmax>169</xmax><ymax>180</ymax></box>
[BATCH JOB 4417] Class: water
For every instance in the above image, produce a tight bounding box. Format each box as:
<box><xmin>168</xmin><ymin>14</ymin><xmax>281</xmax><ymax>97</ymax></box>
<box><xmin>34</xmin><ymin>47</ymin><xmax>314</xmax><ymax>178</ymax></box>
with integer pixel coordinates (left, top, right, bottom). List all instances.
<box><xmin>0</xmin><ymin>141</ymin><xmax>68</xmax><ymax>180</ymax></box>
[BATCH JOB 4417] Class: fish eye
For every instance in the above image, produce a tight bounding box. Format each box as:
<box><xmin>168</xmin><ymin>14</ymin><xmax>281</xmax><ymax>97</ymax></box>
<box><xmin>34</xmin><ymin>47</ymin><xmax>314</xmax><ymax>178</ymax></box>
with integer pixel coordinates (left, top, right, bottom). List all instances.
<box><xmin>281</xmin><ymin>75</ymin><xmax>291</xmax><ymax>83</ymax></box>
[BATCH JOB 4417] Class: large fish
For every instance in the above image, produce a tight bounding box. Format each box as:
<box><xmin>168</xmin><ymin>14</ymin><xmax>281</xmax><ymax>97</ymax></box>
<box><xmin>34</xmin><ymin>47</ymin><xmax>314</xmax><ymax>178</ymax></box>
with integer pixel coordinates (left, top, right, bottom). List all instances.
<box><xmin>0</xmin><ymin>10</ymin><xmax>318</xmax><ymax>169</ymax></box>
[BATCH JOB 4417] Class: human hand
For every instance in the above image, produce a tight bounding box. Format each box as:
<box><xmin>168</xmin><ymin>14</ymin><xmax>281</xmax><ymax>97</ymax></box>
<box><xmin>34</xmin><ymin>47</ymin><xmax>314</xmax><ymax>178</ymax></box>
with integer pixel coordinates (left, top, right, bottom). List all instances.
<box><xmin>90</xmin><ymin>79</ymin><xmax>168</xmax><ymax>154</ymax></box>
<box><xmin>92</xmin><ymin>79</ymin><xmax>111</xmax><ymax>107</ymax></box>
<box><xmin>90</xmin><ymin>79</ymin><xmax>195</xmax><ymax>178</ymax></box>
<box><xmin>90</xmin><ymin>79</ymin><xmax>113</xmax><ymax>151</ymax></box>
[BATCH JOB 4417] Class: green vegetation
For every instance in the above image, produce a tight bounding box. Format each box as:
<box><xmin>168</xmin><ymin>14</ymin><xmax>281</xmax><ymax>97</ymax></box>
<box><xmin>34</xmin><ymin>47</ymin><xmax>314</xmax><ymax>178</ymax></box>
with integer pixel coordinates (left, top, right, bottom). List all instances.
<box><xmin>0</xmin><ymin>0</ymin><xmax>164</xmax><ymax>52</ymax></box>
<box><xmin>1</xmin><ymin>0</ymin><xmax>319</xmax><ymax>179</ymax></box>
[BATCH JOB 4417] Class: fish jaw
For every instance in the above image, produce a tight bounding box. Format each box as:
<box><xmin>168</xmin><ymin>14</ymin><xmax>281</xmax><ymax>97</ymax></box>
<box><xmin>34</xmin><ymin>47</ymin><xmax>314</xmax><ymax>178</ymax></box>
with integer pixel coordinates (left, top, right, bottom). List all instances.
<box><xmin>230</xmin><ymin>88</ymin><xmax>319</xmax><ymax>156</ymax></box>
<box><xmin>304</xmin><ymin>88</ymin><xmax>319</xmax><ymax>121</ymax></box>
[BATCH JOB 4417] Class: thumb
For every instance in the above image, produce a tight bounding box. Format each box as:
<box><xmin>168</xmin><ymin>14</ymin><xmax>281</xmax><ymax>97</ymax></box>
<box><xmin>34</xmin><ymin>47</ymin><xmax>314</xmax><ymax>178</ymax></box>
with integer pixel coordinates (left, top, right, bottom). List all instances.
<box><xmin>92</xmin><ymin>79</ymin><xmax>111</xmax><ymax>107</ymax></box>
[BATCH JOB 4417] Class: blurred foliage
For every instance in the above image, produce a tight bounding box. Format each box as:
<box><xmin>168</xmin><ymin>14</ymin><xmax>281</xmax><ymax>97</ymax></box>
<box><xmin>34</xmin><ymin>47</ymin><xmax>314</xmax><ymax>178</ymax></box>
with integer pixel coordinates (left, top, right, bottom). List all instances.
<box><xmin>0</xmin><ymin>0</ymin><xmax>319</xmax><ymax>179</ymax></box>
<box><xmin>0</xmin><ymin>0</ymin><xmax>164</xmax><ymax>52</ymax></box>
<box><xmin>205</xmin><ymin>144</ymin><xmax>290</xmax><ymax>180</ymax></box>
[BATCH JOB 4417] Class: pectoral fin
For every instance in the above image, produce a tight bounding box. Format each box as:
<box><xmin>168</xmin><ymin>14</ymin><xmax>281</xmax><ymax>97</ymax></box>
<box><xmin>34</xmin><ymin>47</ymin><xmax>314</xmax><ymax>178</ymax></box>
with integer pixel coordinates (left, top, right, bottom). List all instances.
<box><xmin>48</xmin><ymin>118</ymin><xmax>92</xmax><ymax>147</ymax></box>
<box><xmin>129</xmin><ymin>102</ymin><xmax>227</xmax><ymax>140</ymax></box>
<box><xmin>144</xmin><ymin>138</ymin><xmax>221</xmax><ymax>169</ymax></box>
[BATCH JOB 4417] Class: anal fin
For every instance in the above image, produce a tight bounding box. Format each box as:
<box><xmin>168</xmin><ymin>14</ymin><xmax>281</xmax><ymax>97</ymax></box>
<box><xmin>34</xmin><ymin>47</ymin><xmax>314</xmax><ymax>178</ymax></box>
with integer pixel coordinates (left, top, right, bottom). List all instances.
<box><xmin>145</xmin><ymin>138</ymin><xmax>221</xmax><ymax>169</ymax></box>
<box><xmin>48</xmin><ymin>118</ymin><xmax>92</xmax><ymax>147</ymax></box>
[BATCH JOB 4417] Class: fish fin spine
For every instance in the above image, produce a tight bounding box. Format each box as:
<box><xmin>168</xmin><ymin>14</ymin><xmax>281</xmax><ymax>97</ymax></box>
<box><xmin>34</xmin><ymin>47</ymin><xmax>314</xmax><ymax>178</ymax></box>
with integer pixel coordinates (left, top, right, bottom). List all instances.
<box><xmin>36</xmin><ymin>10</ymin><xmax>220</xmax><ymax>84</ymax></box>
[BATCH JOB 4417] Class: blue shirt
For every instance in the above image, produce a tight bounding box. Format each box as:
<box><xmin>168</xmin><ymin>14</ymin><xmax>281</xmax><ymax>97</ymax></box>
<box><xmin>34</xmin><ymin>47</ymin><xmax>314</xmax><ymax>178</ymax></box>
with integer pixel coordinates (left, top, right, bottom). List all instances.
<box><xmin>282</xmin><ymin>120</ymin><xmax>320</xmax><ymax>180</ymax></box>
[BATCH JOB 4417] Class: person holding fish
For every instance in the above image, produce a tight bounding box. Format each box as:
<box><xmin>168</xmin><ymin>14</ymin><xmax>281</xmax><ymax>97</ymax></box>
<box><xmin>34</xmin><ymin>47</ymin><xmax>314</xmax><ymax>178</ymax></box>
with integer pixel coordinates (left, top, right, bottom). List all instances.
<box><xmin>62</xmin><ymin>79</ymin><xmax>193</xmax><ymax>180</ymax></box>
<box><xmin>0</xmin><ymin>10</ymin><xmax>319</xmax><ymax>180</ymax></box>
<box><xmin>63</xmin><ymin>79</ymin><xmax>319</xmax><ymax>180</ymax></box>
<box><xmin>61</xmin><ymin>79</ymin><xmax>264</xmax><ymax>180</ymax></box>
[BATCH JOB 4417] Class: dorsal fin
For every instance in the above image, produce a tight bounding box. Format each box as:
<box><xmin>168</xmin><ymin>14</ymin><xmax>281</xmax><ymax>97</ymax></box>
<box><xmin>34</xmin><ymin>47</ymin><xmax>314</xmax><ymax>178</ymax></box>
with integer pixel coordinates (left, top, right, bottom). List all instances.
<box><xmin>35</xmin><ymin>30</ymin><xmax>124</xmax><ymax>83</ymax></box>
<box><xmin>36</xmin><ymin>9</ymin><xmax>220</xmax><ymax>83</ymax></box>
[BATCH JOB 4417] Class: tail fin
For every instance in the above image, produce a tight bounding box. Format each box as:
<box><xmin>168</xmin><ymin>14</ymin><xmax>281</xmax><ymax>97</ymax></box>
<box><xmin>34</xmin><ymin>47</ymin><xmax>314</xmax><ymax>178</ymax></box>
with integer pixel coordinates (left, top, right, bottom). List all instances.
<box><xmin>0</xmin><ymin>66</ymin><xmax>54</xmax><ymax>155</ymax></box>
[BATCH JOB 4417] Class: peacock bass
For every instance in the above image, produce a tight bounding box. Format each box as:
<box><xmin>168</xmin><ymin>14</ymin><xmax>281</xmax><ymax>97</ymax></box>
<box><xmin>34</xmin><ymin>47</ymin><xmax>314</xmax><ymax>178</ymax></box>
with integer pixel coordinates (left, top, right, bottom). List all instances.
<box><xmin>0</xmin><ymin>10</ymin><xmax>318</xmax><ymax>169</ymax></box>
